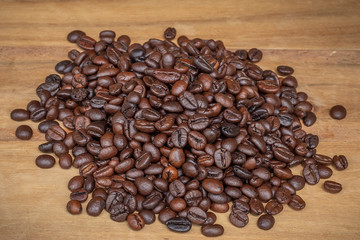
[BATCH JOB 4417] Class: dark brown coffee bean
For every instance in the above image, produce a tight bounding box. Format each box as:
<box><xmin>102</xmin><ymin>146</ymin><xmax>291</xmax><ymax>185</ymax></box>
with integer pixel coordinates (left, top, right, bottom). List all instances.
<box><xmin>10</xmin><ymin>109</ymin><xmax>30</xmax><ymax>121</ymax></box>
<box><xmin>288</xmin><ymin>175</ymin><xmax>306</xmax><ymax>190</ymax></box>
<box><xmin>329</xmin><ymin>105</ymin><xmax>347</xmax><ymax>120</ymax></box>
<box><xmin>265</xmin><ymin>200</ymin><xmax>283</xmax><ymax>215</ymax></box>
<box><xmin>86</xmin><ymin>196</ymin><xmax>105</xmax><ymax>216</ymax></box>
<box><xmin>257</xmin><ymin>214</ymin><xmax>275</xmax><ymax>230</ymax></box>
<box><xmin>288</xmin><ymin>194</ymin><xmax>306</xmax><ymax>210</ymax></box>
<box><xmin>187</xmin><ymin>207</ymin><xmax>207</xmax><ymax>225</ymax></box>
<box><xmin>229</xmin><ymin>209</ymin><xmax>249</xmax><ymax>228</ymax></box>
<box><xmin>127</xmin><ymin>213</ymin><xmax>145</xmax><ymax>231</ymax></box>
<box><xmin>214</xmin><ymin>148</ymin><xmax>231</xmax><ymax>169</ymax></box>
<box><xmin>67</xmin><ymin>30</ymin><xmax>85</xmax><ymax>43</ymax></box>
<box><xmin>35</xmin><ymin>155</ymin><xmax>55</xmax><ymax>169</ymax></box>
<box><xmin>318</xmin><ymin>166</ymin><xmax>333</xmax><ymax>179</ymax></box>
<box><xmin>139</xmin><ymin>210</ymin><xmax>156</xmax><ymax>225</ymax></box>
<box><xmin>201</xmin><ymin>224</ymin><xmax>224</xmax><ymax>237</ymax></box>
<box><xmin>164</xmin><ymin>27</ymin><xmax>176</xmax><ymax>40</ymax></box>
<box><xmin>275</xmin><ymin>187</ymin><xmax>291</xmax><ymax>204</ymax></box>
<box><xmin>323</xmin><ymin>180</ymin><xmax>342</xmax><ymax>193</ymax></box>
<box><xmin>303</xmin><ymin>164</ymin><xmax>320</xmax><ymax>185</ymax></box>
<box><xmin>248</xmin><ymin>48</ymin><xmax>262</xmax><ymax>62</ymax></box>
<box><xmin>67</xmin><ymin>200</ymin><xmax>82</xmax><ymax>214</ymax></box>
<box><xmin>277</xmin><ymin>65</ymin><xmax>294</xmax><ymax>76</ymax></box>
<box><xmin>70</xmin><ymin>188</ymin><xmax>88</xmax><ymax>202</ymax></box>
<box><xmin>15</xmin><ymin>125</ymin><xmax>33</xmax><ymax>140</ymax></box>
<box><xmin>166</xmin><ymin>217</ymin><xmax>192</xmax><ymax>232</ymax></box>
<box><xmin>47</xmin><ymin>125</ymin><xmax>66</xmax><ymax>141</ymax></box>
<box><xmin>332</xmin><ymin>155</ymin><xmax>348</xmax><ymax>170</ymax></box>
<box><xmin>303</xmin><ymin>112</ymin><xmax>317</xmax><ymax>127</ymax></box>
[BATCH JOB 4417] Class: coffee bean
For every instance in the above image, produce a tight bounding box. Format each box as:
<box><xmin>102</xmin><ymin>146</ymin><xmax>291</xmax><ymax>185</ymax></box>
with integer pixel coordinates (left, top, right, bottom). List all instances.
<box><xmin>15</xmin><ymin>125</ymin><xmax>33</xmax><ymax>140</ymax></box>
<box><xmin>127</xmin><ymin>213</ymin><xmax>145</xmax><ymax>231</ymax></box>
<box><xmin>11</xmin><ymin>109</ymin><xmax>30</xmax><ymax>121</ymax></box>
<box><xmin>303</xmin><ymin>164</ymin><xmax>320</xmax><ymax>185</ymax></box>
<box><xmin>86</xmin><ymin>196</ymin><xmax>105</xmax><ymax>216</ymax></box>
<box><xmin>67</xmin><ymin>30</ymin><xmax>86</xmax><ymax>43</ymax></box>
<box><xmin>47</xmin><ymin>125</ymin><xmax>66</xmax><ymax>141</ymax></box>
<box><xmin>303</xmin><ymin>112</ymin><xmax>317</xmax><ymax>126</ymax></box>
<box><xmin>35</xmin><ymin>155</ymin><xmax>55</xmax><ymax>169</ymax></box>
<box><xmin>277</xmin><ymin>65</ymin><xmax>294</xmax><ymax>76</ymax></box>
<box><xmin>201</xmin><ymin>224</ymin><xmax>224</xmax><ymax>237</ymax></box>
<box><xmin>248</xmin><ymin>48</ymin><xmax>262</xmax><ymax>62</ymax></box>
<box><xmin>67</xmin><ymin>200</ymin><xmax>82</xmax><ymax>214</ymax></box>
<box><xmin>229</xmin><ymin>209</ymin><xmax>249</xmax><ymax>228</ymax></box>
<box><xmin>332</xmin><ymin>155</ymin><xmax>348</xmax><ymax>170</ymax></box>
<box><xmin>166</xmin><ymin>217</ymin><xmax>192</xmax><ymax>232</ymax></box>
<box><xmin>257</xmin><ymin>214</ymin><xmax>275</xmax><ymax>230</ymax></box>
<box><xmin>139</xmin><ymin>210</ymin><xmax>156</xmax><ymax>225</ymax></box>
<box><xmin>187</xmin><ymin>207</ymin><xmax>207</xmax><ymax>225</ymax></box>
<box><xmin>329</xmin><ymin>105</ymin><xmax>347</xmax><ymax>120</ymax></box>
<box><xmin>323</xmin><ymin>180</ymin><xmax>342</xmax><ymax>193</ymax></box>
<box><xmin>164</xmin><ymin>27</ymin><xmax>176</xmax><ymax>40</ymax></box>
<box><xmin>318</xmin><ymin>166</ymin><xmax>333</xmax><ymax>179</ymax></box>
<box><xmin>265</xmin><ymin>200</ymin><xmax>283</xmax><ymax>215</ymax></box>
<box><xmin>288</xmin><ymin>194</ymin><xmax>306</xmax><ymax>210</ymax></box>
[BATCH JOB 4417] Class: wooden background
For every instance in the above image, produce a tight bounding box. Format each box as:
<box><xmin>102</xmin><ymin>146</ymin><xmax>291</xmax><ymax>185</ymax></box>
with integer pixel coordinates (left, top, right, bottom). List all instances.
<box><xmin>0</xmin><ymin>0</ymin><xmax>359</xmax><ymax>239</ymax></box>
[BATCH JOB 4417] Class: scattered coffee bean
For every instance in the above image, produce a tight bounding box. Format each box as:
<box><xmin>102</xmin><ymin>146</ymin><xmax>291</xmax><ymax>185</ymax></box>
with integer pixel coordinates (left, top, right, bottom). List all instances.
<box><xmin>323</xmin><ymin>180</ymin><xmax>342</xmax><ymax>193</ymax></box>
<box><xmin>257</xmin><ymin>214</ymin><xmax>275</xmax><ymax>230</ymax></box>
<box><xmin>15</xmin><ymin>125</ymin><xmax>33</xmax><ymax>140</ymax></box>
<box><xmin>329</xmin><ymin>105</ymin><xmax>347</xmax><ymax>120</ymax></box>
<box><xmin>67</xmin><ymin>200</ymin><xmax>82</xmax><ymax>215</ymax></box>
<box><xmin>11</xmin><ymin>109</ymin><xmax>30</xmax><ymax>121</ymax></box>
<box><xmin>201</xmin><ymin>224</ymin><xmax>224</xmax><ymax>237</ymax></box>
<box><xmin>35</xmin><ymin>154</ymin><xmax>55</xmax><ymax>168</ymax></box>
<box><xmin>166</xmin><ymin>217</ymin><xmax>192</xmax><ymax>232</ymax></box>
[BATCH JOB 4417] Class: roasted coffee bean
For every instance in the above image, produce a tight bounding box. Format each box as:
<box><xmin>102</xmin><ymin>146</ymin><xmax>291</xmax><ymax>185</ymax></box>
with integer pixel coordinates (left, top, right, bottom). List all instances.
<box><xmin>303</xmin><ymin>164</ymin><xmax>320</xmax><ymax>185</ymax></box>
<box><xmin>265</xmin><ymin>200</ymin><xmax>283</xmax><ymax>215</ymax></box>
<box><xmin>15</xmin><ymin>125</ymin><xmax>33</xmax><ymax>140</ymax></box>
<box><xmin>201</xmin><ymin>224</ymin><xmax>224</xmax><ymax>237</ymax></box>
<box><xmin>70</xmin><ymin>188</ymin><xmax>88</xmax><ymax>202</ymax></box>
<box><xmin>164</xmin><ymin>27</ymin><xmax>177</xmax><ymax>40</ymax></box>
<box><xmin>166</xmin><ymin>217</ymin><xmax>192</xmax><ymax>232</ymax></box>
<box><xmin>288</xmin><ymin>194</ymin><xmax>306</xmax><ymax>210</ymax></box>
<box><xmin>187</xmin><ymin>207</ymin><xmax>207</xmax><ymax>225</ymax></box>
<box><xmin>202</xmin><ymin>178</ymin><xmax>224</xmax><ymax>194</ymax></box>
<box><xmin>11</xmin><ymin>109</ymin><xmax>30</xmax><ymax>121</ymax></box>
<box><xmin>323</xmin><ymin>180</ymin><xmax>342</xmax><ymax>193</ymax></box>
<box><xmin>229</xmin><ymin>209</ymin><xmax>249</xmax><ymax>228</ymax></box>
<box><xmin>67</xmin><ymin>30</ymin><xmax>86</xmax><ymax>43</ymax></box>
<box><xmin>67</xmin><ymin>200</ymin><xmax>82</xmax><ymax>214</ymax></box>
<box><xmin>38</xmin><ymin>142</ymin><xmax>54</xmax><ymax>153</ymax></box>
<box><xmin>288</xmin><ymin>175</ymin><xmax>305</xmax><ymax>190</ymax></box>
<box><xmin>47</xmin><ymin>125</ymin><xmax>66</xmax><ymax>141</ymax></box>
<box><xmin>126</xmin><ymin>213</ymin><xmax>145</xmax><ymax>231</ymax></box>
<box><xmin>303</xmin><ymin>112</ymin><xmax>317</xmax><ymax>127</ymax></box>
<box><xmin>332</xmin><ymin>155</ymin><xmax>348</xmax><ymax>170</ymax></box>
<box><xmin>257</xmin><ymin>214</ymin><xmax>275</xmax><ymax>230</ymax></box>
<box><xmin>35</xmin><ymin>155</ymin><xmax>55</xmax><ymax>169</ymax></box>
<box><xmin>139</xmin><ymin>210</ymin><xmax>156</xmax><ymax>225</ymax></box>
<box><xmin>86</xmin><ymin>196</ymin><xmax>105</xmax><ymax>216</ymax></box>
<box><xmin>277</xmin><ymin>65</ymin><xmax>294</xmax><ymax>76</ymax></box>
<box><xmin>329</xmin><ymin>105</ymin><xmax>347</xmax><ymax>120</ymax></box>
<box><xmin>318</xmin><ymin>166</ymin><xmax>333</xmax><ymax>179</ymax></box>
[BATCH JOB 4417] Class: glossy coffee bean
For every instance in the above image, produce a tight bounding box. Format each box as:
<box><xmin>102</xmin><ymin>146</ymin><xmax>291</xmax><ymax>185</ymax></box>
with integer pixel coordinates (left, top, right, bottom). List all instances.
<box><xmin>67</xmin><ymin>200</ymin><xmax>82</xmax><ymax>214</ymax></box>
<box><xmin>127</xmin><ymin>213</ymin><xmax>145</xmax><ymax>231</ymax></box>
<box><xmin>166</xmin><ymin>217</ymin><xmax>192</xmax><ymax>232</ymax></box>
<box><xmin>332</xmin><ymin>155</ymin><xmax>348</xmax><ymax>170</ymax></box>
<box><xmin>35</xmin><ymin>155</ymin><xmax>55</xmax><ymax>168</ymax></box>
<box><xmin>11</xmin><ymin>109</ymin><xmax>30</xmax><ymax>121</ymax></box>
<box><xmin>323</xmin><ymin>180</ymin><xmax>342</xmax><ymax>193</ymax></box>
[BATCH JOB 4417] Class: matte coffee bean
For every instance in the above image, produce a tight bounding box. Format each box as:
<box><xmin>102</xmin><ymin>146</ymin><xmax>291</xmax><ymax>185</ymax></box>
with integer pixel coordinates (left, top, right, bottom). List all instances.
<box><xmin>324</xmin><ymin>180</ymin><xmax>342</xmax><ymax>193</ymax></box>
<box><xmin>166</xmin><ymin>217</ymin><xmax>192</xmax><ymax>232</ymax></box>
<box><xmin>67</xmin><ymin>200</ymin><xmax>82</xmax><ymax>215</ymax></box>
<box><xmin>257</xmin><ymin>214</ymin><xmax>275</xmax><ymax>230</ymax></box>
<box><xmin>329</xmin><ymin>105</ymin><xmax>347</xmax><ymax>120</ymax></box>
<box><xmin>201</xmin><ymin>224</ymin><xmax>224</xmax><ymax>237</ymax></box>
<box><xmin>15</xmin><ymin>125</ymin><xmax>33</xmax><ymax>140</ymax></box>
<box><xmin>139</xmin><ymin>210</ymin><xmax>156</xmax><ymax>225</ymax></box>
<box><xmin>11</xmin><ymin>109</ymin><xmax>30</xmax><ymax>121</ymax></box>
<box><xmin>35</xmin><ymin>155</ymin><xmax>55</xmax><ymax>168</ymax></box>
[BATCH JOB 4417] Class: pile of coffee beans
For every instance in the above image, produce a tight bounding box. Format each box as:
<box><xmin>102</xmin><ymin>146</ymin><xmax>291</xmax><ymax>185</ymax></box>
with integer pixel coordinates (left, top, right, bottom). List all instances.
<box><xmin>10</xmin><ymin>27</ymin><xmax>349</xmax><ymax>237</ymax></box>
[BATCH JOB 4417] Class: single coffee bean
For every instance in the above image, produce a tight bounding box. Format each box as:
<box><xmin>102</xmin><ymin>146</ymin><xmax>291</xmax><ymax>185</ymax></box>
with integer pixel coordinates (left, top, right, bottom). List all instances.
<box><xmin>187</xmin><ymin>207</ymin><xmax>207</xmax><ymax>225</ymax></box>
<box><xmin>166</xmin><ymin>217</ymin><xmax>192</xmax><ymax>232</ymax></box>
<box><xmin>10</xmin><ymin>109</ymin><xmax>30</xmax><ymax>121</ymax></box>
<box><xmin>139</xmin><ymin>210</ymin><xmax>156</xmax><ymax>225</ymax></box>
<box><xmin>15</xmin><ymin>125</ymin><xmax>33</xmax><ymax>140</ymax></box>
<box><xmin>164</xmin><ymin>27</ymin><xmax>176</xmax><ymax>40</ymax></box>
<box><xmin>229</xmin><ymin>209</ymin><xmax>249</xmax><ymax>228</ymax></box>
<box><xmin>35</xmin><ymin>154</ymin><xmax>55</xmax><ymax>168</ymax></box>
<box><xmin>265</xmin><ymin>200</ymin><xmax>283</xmax><ymax>215</ymax></box>
<box><xmin>277</xmin><ymin>65</ymin><xmax>294</xmax><ymax>76</ymax></box>
<box><xmin>303</xmin><ymin>164</ymin><xmax>320</xmax><ymax>185</ymax></box>
<box><xmin>127</xmin><ymin>213</ymin><xmax>145</xmax><ymax>231</ymax></box>
<box><xmin>323</xmin><ymin>180</ymin><xmax>342</xmax><ymax>193</ymax></box>
<box><xmin>201</xmin><ymin>224</ymin><xmax>224</xmax><ymax>237</ymax></box>
<box><xmin>257</xmin><ymin>214</ymin><xmax>275</xmax><ymax>230</ymax></box>
<box><xmin>288</xmin><ymin>194</ymin><xmax>306</xmax><ymax>210</ymax></box>
<box><xmin>67</xmin><ymin>200</ymin><xmax>82</xmax><ymax>214</ymax></box>
<box><xmin>332</xmin><ymin>155</ymin><xmax>348</xmax><ymax>170</ymax></box>
<box><xmin>318</xmin><ymin>166</ymin><xmax>333</xmax><ymax>179</ymax></box>
<box><xmin>303</xmin><ymin>112</ymin><xmax>317</xmax><ymax>127</ymax></box>
<box><xmin>329</xmin><ymin>105</ymin><xmax>347</xmax><ymax>120</ymax></box>
<box><xmin>86</xmin><ymin>196</ymin><xmax>105</xmax><ymax>216</ymax></box>
<box><xmin>67</xmin><ymin>30</ymin><xmax>86</xmax><ymax>43</ymax></box>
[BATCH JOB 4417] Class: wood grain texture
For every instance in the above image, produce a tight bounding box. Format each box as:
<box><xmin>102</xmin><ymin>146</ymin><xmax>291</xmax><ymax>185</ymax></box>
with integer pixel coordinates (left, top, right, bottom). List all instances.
<box><xmin>0</xmin><ymin>0</ymin><xmax>359</xmax><ymax>239</ymax></box>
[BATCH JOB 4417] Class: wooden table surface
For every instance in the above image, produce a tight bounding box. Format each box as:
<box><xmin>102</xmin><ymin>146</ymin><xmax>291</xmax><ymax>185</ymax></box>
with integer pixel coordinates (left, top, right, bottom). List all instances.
<box><xmin>0</xmin><ymin>0</ymin><xmax>359</xmax><ymax>239</ymax></box>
